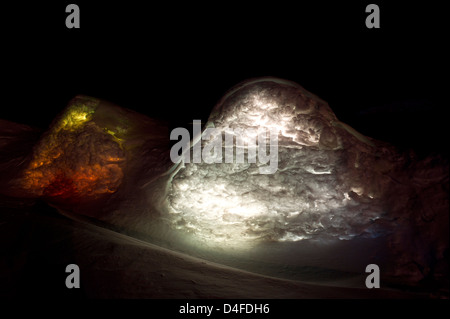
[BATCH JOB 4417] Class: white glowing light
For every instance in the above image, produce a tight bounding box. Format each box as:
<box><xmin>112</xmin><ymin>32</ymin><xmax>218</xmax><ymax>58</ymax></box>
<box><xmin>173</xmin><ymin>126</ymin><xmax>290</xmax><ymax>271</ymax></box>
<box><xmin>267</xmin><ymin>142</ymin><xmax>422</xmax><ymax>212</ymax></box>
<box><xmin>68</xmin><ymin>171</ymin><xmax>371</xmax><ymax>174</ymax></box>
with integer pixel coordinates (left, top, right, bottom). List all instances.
<box><xmin>167</xmin><ymin>77</ymin><xmax>385</xmax><ymax>246</ymax></box>
<box><xmin>351</xmin><ymin>187</ymin><xmax>364</xmax><ymax>196</ymax></box>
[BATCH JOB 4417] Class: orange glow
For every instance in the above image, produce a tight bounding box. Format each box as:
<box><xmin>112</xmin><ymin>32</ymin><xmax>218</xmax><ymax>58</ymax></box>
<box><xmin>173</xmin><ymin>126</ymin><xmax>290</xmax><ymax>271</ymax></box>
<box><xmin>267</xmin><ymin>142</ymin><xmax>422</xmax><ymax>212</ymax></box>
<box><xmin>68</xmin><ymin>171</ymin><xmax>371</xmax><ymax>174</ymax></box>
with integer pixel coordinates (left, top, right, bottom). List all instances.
<box><xmin>23</xmin><ymin>162</ymin><xmax>124</xmax><ymax>199</ymax></box>
<box><xmin>21</xmin><ymin>101</ymin><xmax>126</xmax><ymax>201</ymax></box>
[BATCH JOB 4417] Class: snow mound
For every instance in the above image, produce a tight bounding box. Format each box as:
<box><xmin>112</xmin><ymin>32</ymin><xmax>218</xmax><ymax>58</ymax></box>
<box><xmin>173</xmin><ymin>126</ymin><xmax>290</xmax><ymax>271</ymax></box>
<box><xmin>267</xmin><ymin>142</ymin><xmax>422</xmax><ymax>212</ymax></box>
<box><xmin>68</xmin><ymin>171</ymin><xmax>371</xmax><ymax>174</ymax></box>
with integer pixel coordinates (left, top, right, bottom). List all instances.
<box><xmin>167</xmin><ymin>77</ymin><xmax>398</xmax><ymax>243</ymax></box>
<box><xmin>8</xmin><ymin>95</ymin><xmax>170</xmax><ymax>209</ymax></box>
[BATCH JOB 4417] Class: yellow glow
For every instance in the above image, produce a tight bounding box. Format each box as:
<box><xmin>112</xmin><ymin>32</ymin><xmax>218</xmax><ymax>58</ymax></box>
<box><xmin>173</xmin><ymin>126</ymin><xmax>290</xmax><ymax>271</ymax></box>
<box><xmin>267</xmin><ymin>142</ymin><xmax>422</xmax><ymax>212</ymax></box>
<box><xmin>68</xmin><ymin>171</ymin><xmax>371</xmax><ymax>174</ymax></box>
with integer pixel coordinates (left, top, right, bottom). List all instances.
<box><xmin>54</xmin><ymin>101</ymin><xmax>98</xmax><ymax>133</ymax></box>
<box><xmin>58</xmin><ymin>110</ymin><xmax>92</xmax><ymax>131</ymax></box>
<box><xmin>72</xmin><ymin>112</ymin><xmax>88</xmax><ymax>121</ymax></box>
<box><xmin>103</xmin><ymin>128</ymin><xmax>125</xmax><ymax>147</ymax></box>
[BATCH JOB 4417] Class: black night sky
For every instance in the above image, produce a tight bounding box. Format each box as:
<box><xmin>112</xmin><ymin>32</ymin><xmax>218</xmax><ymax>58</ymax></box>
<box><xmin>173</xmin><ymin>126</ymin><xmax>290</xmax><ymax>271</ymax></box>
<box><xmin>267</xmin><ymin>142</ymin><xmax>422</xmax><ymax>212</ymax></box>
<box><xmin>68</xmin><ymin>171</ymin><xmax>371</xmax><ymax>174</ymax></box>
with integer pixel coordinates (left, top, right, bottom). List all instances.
<box><xmin>1</xmin><ymin>1</ymin><xmax>445</xmax><ymax>155</ymax></box>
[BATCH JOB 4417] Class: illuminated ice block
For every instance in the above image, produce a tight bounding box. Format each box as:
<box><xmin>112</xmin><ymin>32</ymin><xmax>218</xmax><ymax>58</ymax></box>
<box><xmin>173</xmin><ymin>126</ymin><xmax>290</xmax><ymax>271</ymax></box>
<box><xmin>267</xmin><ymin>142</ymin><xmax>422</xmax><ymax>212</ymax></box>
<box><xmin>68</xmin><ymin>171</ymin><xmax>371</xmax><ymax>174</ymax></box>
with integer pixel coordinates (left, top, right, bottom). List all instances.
<box><xmin>14</xmin><ymin>95</ymin><xmax>170</xmax><ymax>208</ymax></box>
<box><xmin>167</xmin><ymin>77</ymin><xmax>404</xmax><ymax>243</ymax></box>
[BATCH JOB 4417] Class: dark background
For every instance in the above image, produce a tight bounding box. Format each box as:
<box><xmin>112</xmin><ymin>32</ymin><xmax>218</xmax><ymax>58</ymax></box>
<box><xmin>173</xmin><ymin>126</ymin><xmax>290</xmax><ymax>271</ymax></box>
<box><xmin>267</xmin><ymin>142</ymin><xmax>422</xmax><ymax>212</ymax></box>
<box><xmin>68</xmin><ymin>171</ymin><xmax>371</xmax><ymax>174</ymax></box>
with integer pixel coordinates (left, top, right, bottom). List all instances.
<box><xmin>1</xmin><ymin>1</ymin><xmax>445</xmax><ymax>156</ymax></box>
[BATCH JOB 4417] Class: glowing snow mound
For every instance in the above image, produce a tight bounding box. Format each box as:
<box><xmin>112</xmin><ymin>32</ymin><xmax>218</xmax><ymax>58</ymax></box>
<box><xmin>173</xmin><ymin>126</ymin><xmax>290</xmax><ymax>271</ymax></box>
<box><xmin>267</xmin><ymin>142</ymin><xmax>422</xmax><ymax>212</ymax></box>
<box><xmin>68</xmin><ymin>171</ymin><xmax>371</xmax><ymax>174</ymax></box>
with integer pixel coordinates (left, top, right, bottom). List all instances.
<box><xmin>14</xmin><ymin>95</ymin><xmax>169</xmax><ymax>206</ymax></box>
<box><xmin>168</xmin><ymin>77</ymin><xmax>397</xmax><ymax>243</ymax></box>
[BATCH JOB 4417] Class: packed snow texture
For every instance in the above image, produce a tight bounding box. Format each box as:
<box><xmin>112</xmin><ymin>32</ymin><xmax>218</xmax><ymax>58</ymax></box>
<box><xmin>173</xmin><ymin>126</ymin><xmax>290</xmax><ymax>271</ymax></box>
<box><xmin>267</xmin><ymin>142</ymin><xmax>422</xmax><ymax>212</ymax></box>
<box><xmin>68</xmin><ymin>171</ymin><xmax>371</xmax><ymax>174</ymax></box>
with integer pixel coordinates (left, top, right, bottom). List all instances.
<box><xmin>168</xmin><ymin>78</ymin><xmax>396</xmax><ymax>243</ymax></box>
<box><xmin>19</xmin><ymin>97</ymin><xmax>125</xmax><ymax>199</ymax></box>
<box><xmin>6</xmin><ymin>95</ymin><xmax>170</xmax><ymax>207</ymax></box>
